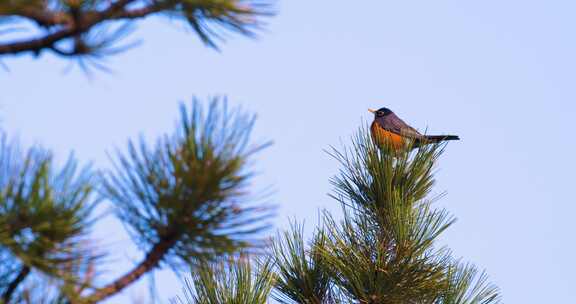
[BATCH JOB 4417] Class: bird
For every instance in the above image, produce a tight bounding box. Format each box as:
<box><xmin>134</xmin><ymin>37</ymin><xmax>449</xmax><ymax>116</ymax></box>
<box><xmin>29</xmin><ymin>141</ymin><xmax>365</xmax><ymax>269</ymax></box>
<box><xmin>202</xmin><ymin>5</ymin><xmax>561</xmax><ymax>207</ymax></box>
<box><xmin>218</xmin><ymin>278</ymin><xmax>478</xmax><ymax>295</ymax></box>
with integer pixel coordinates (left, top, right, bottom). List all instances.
<box><xmin>369</xmin><ymin>107</ymin><xmax>459</xmax><ymax>150</ymax></box>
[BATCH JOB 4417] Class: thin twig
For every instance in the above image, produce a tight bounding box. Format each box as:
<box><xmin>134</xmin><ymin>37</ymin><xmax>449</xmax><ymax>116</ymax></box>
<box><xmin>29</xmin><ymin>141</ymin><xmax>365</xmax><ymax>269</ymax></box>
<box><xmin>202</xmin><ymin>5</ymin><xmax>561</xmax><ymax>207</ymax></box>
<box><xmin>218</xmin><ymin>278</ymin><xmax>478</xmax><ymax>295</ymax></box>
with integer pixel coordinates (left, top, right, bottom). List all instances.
<box><xmin>80</xmin><ymin>233</ymin><xmax>179</xmax><ymax>303</ymax></box>
<box><xmin>2</xmin><ymin>265</ymin><xmax>31</xmax><ymax>303</ymax></box>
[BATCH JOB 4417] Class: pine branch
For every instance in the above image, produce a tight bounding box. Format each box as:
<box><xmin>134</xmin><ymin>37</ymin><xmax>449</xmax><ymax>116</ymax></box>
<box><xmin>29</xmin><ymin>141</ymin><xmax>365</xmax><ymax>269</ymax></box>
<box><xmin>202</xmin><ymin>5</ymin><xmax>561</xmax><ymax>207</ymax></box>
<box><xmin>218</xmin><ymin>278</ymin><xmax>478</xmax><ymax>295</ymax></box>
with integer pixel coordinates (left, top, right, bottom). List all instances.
<box><xmin>0</xmin><ymin>0</ymin><xmax>134</xmax><ymax>55</ymax></box>
<box><xmin>0</xmin><ymin>135</ymin><xmax>99</xmax><ymax>303</ymax></box>
<box><xmin>0</xmin><ymin>0</ymin><xmax>135</xmax><ymax>56</ymax></box>
<box><xmin>316</xmin><ymin>127</ymin><xmax>498</xmax><ymax>303</ymax></box>
<box><xmin>439</xmin><ymin>263</ymin><xmax>501</xmax><ymax>304</ymax></box>
<box><xmin>172</xmin><ymin>255</ymin><xmax>276</xmax><ymax>304</ymax></box>
<box><xmin>87</xmin><ymin>98</ymin><xmax>271</xmax><ymax>302</ymax></box>
<box><xmin>0</xmin><ymin>0</ymin><xmax>273</xmax><ymax>59</ymax></box>
<box><xmin>271</xmin><ymin>222</ymin><xmax>334</xmax><ymax>304</ymax></box>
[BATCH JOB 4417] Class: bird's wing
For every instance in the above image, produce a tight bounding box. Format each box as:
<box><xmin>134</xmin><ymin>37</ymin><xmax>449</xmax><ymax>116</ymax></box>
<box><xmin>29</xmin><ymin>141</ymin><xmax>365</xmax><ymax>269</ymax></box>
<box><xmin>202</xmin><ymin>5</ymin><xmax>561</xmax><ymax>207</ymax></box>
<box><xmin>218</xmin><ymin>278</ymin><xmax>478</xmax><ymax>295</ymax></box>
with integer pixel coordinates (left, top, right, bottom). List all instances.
<box><xmin>377</xmin><ymin>113</ymin><xmax>423</xmax><ymax>139</ymax></box>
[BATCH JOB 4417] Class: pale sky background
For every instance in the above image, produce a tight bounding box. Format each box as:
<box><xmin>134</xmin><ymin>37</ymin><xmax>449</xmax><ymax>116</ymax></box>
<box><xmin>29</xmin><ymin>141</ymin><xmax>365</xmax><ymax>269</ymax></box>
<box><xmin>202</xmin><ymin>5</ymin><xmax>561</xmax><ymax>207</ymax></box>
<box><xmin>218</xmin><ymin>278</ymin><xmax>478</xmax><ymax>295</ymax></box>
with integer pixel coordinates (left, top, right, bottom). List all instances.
<box><xmin>1</xmin><ymin>0</ymin><xmax>576</xmax><ymax>303</ymax></box>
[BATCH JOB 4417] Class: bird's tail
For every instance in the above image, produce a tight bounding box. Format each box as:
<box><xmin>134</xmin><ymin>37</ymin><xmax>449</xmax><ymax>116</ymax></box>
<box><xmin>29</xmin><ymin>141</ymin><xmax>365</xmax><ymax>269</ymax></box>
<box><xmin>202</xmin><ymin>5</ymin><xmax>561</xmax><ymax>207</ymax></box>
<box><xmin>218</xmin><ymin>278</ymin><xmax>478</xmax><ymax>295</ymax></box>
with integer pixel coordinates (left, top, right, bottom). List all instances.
<box><xmin>424</xmin><ymin>135</ymin><xmax>460</xmax><ymax>142</ymax></box>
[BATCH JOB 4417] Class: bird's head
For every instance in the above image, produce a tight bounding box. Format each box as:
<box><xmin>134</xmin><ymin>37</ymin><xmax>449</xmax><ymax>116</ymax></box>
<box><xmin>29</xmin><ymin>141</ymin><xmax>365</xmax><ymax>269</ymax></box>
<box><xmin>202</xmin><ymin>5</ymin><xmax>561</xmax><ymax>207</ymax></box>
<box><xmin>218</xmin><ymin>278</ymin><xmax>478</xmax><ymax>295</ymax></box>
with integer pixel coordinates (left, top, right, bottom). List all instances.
<box><xmin>368</xmin><ymin>107</ymin><xmax>393</xmax><ymax>118</ymax></box>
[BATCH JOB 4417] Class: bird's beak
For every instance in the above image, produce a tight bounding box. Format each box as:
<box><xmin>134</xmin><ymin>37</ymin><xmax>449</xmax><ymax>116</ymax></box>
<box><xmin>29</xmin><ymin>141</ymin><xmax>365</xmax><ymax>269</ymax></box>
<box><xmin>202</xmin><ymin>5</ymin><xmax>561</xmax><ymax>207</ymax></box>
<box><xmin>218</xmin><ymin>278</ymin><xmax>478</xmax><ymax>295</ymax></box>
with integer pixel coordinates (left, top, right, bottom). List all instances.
<box><xmin>368</xmin><ymin>108</ymin><xmax>376</xmax><ymax>113</ymax></box>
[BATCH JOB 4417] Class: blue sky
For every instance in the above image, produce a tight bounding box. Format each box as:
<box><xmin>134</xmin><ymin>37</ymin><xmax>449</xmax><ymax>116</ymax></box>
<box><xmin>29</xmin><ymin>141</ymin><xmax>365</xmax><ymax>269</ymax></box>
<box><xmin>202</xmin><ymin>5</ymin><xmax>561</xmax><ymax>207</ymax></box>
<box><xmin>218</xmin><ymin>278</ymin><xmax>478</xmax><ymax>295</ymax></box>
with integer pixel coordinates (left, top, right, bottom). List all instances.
<box><xmin>1</xmin><ymin>0</ymin><xmax>576</xmax><ymax>303</ymax></box>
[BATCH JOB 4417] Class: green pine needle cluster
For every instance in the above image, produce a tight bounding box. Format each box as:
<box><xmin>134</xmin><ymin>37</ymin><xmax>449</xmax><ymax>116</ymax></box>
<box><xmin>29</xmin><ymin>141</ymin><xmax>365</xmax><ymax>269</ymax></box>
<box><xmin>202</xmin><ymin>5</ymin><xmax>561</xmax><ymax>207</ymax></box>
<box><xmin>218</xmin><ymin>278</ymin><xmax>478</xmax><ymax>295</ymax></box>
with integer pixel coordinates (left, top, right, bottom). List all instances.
<box><xmin>172</xmin><ymin>255</ymin><xmax>276</xmax><ymax>304</ymax></box>
<box><xmin>103</xmin><ymin>98</ymin><xmax>273</xmax><ymax>267</ymax></box>
<box><xmin>0</xmin><ymin>137</ymin><xmax>98</xmax><ymax>303</ymax></box>
<box><xmin>271</xmin><ymin>223</ymin><xmax>334</xmax><ymax>304</ymax></box>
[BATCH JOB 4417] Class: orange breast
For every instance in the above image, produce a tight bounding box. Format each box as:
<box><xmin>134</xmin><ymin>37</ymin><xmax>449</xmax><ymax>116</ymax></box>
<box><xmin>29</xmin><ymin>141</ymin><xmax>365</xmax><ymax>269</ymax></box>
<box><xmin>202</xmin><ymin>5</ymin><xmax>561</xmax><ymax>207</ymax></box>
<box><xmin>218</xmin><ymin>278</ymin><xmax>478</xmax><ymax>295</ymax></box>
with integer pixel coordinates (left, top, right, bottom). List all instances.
<box><xmin>371</xmin><ymin>122</ymin><xmax>405</xmax><ymax>150</ymax></box>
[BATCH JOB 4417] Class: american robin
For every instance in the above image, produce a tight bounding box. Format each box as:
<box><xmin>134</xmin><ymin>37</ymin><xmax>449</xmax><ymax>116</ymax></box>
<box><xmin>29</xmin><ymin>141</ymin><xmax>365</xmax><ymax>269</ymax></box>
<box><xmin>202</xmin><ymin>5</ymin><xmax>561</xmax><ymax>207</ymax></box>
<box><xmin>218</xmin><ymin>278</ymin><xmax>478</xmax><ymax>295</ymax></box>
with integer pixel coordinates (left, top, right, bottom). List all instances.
<box><xmin>369</xmin><ymin>107</ymin><xmax>459</xmax><ymax>150</ymax></box>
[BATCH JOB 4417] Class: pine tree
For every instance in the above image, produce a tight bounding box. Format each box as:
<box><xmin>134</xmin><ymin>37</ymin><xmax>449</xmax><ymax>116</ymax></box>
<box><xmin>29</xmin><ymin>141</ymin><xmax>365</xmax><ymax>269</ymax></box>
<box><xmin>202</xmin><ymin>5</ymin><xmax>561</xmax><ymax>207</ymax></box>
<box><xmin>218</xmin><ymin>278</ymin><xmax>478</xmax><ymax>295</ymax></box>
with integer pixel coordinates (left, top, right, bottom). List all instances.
<box><xmin>174</xmin><ymin>128</ymin><xmax>501</xmax><ymax>304</ymax></box>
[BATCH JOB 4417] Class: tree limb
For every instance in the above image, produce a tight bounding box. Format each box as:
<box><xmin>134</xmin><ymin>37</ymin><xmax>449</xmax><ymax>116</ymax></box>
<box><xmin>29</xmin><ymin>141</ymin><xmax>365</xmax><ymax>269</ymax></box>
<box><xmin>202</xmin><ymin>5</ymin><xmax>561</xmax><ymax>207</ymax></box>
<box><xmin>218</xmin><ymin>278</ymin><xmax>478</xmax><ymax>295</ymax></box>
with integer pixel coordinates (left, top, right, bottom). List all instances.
<box><xmin>0</xmin><ymin>27</ymin><xmax>76</xmax><ymax>56</ymax></box>
<box><xmin>80</xmin><ymin>233</ymin><xmax>179</xmax><ymax>303</ymax></box>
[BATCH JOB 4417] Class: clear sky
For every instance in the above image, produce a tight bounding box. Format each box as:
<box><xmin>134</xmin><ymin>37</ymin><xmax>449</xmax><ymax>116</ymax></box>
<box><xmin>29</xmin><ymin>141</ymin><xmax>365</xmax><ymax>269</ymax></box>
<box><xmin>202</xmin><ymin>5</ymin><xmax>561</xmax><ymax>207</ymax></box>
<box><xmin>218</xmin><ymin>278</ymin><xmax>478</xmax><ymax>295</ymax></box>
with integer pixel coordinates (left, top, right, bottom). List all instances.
<box><xmin>1</xmin><ymin>0</ymin><xmax>576</xmax><ymax>303</ymax></box>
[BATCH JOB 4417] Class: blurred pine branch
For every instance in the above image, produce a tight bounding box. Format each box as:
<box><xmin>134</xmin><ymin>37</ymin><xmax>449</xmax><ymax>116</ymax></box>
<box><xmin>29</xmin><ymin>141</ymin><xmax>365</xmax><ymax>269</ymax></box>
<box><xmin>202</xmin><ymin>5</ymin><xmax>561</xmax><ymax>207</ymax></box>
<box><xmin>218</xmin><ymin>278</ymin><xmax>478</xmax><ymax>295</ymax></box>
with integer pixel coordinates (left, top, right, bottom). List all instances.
<box><xmin>0</xmin><ymin>136</ymin><xmax>99</xmax><ymax>304</ymax></box>
<box><xmin>0</xmin><ymin>0</ymin><xmax>274</xmax><ymax>63</ymax></box>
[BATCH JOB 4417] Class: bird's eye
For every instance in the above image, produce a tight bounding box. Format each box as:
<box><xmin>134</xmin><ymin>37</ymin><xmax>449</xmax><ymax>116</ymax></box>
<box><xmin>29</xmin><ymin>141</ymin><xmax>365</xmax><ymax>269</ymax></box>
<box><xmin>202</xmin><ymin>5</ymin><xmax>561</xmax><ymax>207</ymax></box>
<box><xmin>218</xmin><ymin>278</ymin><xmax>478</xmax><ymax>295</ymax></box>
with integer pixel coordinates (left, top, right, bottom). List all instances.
<box><xmin>376</xmin><ymin>111</ymin><xmax>384</xmax><ymax>116</ymax></box>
